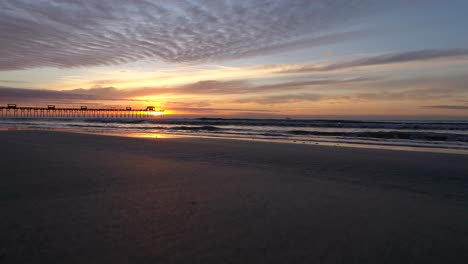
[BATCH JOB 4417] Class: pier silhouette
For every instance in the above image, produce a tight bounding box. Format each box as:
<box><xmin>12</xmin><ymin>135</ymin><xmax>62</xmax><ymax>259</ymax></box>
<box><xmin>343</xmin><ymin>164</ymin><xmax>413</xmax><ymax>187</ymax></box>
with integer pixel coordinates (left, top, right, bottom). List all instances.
<box><xmin>0</xmin><ymin>104</ymin><xmax>164</xmax><ymax>119</ymax></box>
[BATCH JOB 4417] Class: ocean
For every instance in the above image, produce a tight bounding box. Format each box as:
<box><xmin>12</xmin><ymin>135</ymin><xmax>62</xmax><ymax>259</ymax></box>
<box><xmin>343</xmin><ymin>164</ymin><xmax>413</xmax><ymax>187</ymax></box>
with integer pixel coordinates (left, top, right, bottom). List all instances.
<box><xmin>2</xmin><ymin>117</ymin><xmax>468</xmax><ymax>153</ymax></box>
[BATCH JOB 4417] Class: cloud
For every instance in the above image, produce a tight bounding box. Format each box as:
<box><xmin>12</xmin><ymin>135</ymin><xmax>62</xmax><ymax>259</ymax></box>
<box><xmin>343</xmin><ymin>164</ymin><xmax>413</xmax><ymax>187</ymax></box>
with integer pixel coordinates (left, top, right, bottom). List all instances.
<box><xmin>66</xmin><ymin>78</ymin><xmax>370</xmax><ymax>98</ymax></box>
<box><xmin>0</xmin><ymin>77</ymin><xmax>370</xmax><ymax>105</ymax></box>
<box><xmin>0</xmin><ymin>86</ymin><xmax>96</xmax><ymax>102</ymax></box>
<box><xmin>280</xmin><ymin>48</ymin><xmax>468</xmax><ymax>73</ymax></box>
<box><xmin>0</xmin><ymin>0</ymin><xmax>400</xmax><ymax>70</ymax></box>
<box><xmin>226</xmin><ymin>29</ymin><xmax>374</xmax><ymax>59</ymax></box>
<box><xmin>4</xmin><ymin>74</ymin><xmax>466</xmax><ymax>107</ymax></box>
<box><xmin>0</xmin><ymin>80</ymin><xmax>29</xmax><ymax>84</ymax></box>
<box><xmin>424</xmin><ymin>105</ymin><xmax>468</xmax><ymax>110</ymax></box>
<box><xmin>235</xmin><ymin>93</ymin><xmax>322</xmax><ymax>104</ymax></box>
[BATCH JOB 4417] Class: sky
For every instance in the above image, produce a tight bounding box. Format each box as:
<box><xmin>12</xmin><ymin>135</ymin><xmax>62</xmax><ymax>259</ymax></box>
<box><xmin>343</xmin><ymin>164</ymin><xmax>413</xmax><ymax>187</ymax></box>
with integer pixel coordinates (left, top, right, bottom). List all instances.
<box><xmin>0</xmin><ymin>0</ymin><xmax>468</xmax><ymax>119</ymax></box>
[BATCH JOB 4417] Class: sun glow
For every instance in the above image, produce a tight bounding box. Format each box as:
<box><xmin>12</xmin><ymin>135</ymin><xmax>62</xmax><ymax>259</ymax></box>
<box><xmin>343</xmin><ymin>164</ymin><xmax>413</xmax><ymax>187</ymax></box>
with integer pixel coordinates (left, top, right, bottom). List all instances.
<box><xmin>148</xmin><ymin>110</ymin><xmax>167</xmax><ymax>117</ymax></box>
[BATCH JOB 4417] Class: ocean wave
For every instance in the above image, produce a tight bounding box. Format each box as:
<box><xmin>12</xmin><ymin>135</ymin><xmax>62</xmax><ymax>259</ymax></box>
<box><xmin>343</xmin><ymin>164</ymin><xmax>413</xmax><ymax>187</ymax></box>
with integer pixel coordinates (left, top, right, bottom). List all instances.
<box><xmin>83</xmin><ymin>118</ymin><xmax>149</xmax><ymax>124</ymax></box>
<box><xmin>3</xmin><ymin>118</ymin><xmax>468</xmax><ymax>144</ymax></box>
<box><xmin>5</xmin><ymin>117</ymin><xmax>468</xmax><ymax>131</ymax></box>
<box><xmin>289</xmin><ymin>130</ymin><xmax>468</xmax><ymax>142</ymax></box>
<box><xmin>81</xmin><ymin>118</ymin><xmax>468</xmax><ymax>131</ymax></box>
<box><xmin>170</xmin><ymin>126</ymin><xmax>220</xmax><ymax>131</ymax></box>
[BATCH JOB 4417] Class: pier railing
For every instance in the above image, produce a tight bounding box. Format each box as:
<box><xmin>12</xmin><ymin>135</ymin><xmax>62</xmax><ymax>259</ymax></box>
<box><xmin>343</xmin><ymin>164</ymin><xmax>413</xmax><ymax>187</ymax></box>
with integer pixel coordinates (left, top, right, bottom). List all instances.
<box><xmin>0</xmin><ymin>104</ymin><xmax>165</xmax><ymax>119</ymax></box>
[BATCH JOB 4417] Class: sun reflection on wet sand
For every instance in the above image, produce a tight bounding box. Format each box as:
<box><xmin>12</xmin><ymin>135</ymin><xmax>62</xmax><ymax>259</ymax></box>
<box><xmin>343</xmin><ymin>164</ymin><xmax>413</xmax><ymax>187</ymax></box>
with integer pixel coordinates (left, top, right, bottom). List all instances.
<box><xmin>127</xmin><ymin>132</ymin><xmax>178</xmax><ymax>139</ymax></box>
<box><xmin>72</xmin><ymin>130</ymin><xmax>181</xmax><ymax>139</ymax></box>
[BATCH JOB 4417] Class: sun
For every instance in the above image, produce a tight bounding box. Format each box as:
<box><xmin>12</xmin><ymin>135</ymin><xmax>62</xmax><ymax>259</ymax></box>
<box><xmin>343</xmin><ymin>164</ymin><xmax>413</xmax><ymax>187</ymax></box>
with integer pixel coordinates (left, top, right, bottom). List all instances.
<box><xmin>148</xmin><ymin>110</ymin><xmax>167</xmax><ymax>117</ymax></box>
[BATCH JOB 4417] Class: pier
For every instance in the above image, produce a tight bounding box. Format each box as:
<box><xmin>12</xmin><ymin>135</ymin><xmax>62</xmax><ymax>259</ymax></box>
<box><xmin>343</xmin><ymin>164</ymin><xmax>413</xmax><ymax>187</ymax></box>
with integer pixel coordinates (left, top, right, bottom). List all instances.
<box><xmin>0</xmin><ymin>104</ymin><xmax>165</xmax><ymax>119</ymax></box>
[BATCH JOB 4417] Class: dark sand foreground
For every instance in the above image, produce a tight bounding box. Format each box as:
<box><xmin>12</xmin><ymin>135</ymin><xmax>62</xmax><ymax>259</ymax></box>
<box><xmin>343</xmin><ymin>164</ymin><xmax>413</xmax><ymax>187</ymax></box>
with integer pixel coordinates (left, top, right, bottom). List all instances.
<box><xmin>1</xmin><ymin>131</ymin><xmax>468</xmax><ymax>263</ymax></box>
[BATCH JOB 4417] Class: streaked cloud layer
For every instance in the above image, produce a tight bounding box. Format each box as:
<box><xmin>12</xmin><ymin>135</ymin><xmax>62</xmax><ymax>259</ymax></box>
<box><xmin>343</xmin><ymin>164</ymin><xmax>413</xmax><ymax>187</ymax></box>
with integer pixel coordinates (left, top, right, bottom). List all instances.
<box><xmin>279</xmin><ymin>49</ymin><xmax>468</xmax><ymax>73</ymax></box>
<box><xmin>0</xmin><ymin>0</ymin><xmax>467</xmax><ymax>118</ymax></box>
<box><xmin>0</xmin><ymin>0</ymin><xmax>397</xmax><ymax>70</ymax></box>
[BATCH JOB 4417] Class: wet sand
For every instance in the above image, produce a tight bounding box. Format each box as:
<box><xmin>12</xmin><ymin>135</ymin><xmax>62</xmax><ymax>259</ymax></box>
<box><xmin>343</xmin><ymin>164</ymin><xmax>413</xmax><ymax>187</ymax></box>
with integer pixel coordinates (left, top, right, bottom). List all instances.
<box><xmin>1</xmin><ymin>130</ymin><xmax>468</xmax><ymax>263</ymax></box>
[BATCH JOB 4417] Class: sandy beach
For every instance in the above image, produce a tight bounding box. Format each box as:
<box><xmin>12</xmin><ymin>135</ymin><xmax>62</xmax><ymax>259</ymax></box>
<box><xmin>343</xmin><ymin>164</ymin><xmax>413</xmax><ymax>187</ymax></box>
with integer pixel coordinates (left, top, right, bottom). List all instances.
<box><xmin>1</xmin><ymin>130</ymin><xmax>468</xmax><ymax>263</ymax></box>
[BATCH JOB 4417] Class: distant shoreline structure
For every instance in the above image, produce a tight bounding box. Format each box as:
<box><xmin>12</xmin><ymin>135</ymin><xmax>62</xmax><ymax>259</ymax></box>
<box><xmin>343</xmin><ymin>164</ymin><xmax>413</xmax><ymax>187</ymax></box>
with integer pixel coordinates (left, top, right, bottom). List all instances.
<box><xmin>0</xmin><ymin>104</ymin><xmax>165</xmax><ymax>119</ymax></box>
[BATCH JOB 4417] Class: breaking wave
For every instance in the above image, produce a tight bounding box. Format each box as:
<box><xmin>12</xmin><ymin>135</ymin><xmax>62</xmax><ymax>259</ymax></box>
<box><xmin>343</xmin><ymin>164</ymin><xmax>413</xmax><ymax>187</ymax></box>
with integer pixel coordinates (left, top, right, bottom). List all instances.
<box><xmin>82</xmin><ymin>118</ymin><xmax>468</xmax><ymax>131</ymax></box>
<box><xmin>2</xmin><ymin>117</ymin><xmax>468</xmax><ymax>150</ymax></box>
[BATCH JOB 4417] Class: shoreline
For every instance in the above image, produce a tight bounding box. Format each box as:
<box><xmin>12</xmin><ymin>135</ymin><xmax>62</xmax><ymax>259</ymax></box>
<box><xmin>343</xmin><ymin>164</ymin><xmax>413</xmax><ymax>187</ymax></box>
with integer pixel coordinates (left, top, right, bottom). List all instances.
<box><xmin>2</xmin><ymin>126</ymin><xmax>468</xmax><ymax>155</ymax></box>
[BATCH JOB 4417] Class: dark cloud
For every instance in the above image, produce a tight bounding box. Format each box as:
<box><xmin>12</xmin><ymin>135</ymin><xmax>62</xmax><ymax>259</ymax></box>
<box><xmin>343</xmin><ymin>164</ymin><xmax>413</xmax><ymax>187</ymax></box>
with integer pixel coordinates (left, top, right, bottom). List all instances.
<box><xmin>3</xmin><ymin>74</ymin><xmax>466</xmax><ymax>107</ymax></box>
<box><xmin>280</xmin><ymin>48</ymin><xmax>468</xmax><ymax>73</ymax></box>
<box><xmin>235</xmin><ymin>93</ymin><xmax>322</xmax><ymax>104</ymax></box>
<box><xmin>0</xmin><ymin>80</ymin><xmax>28</xmax><ymax>84</ymax></box>
<box><xmin>67</xmin><ymin>78</ymin><xmax>369</xmax><ymax>98</ymax></box>
<box><xmin>424</xmin><ymin>105</ymin><xmax>468</xmax><ymax>110</ymax></box>
<box><xmin>0</xmin><ymin>77</ymin><xmax>370</xmax><ymax>105</ymax></box>
<box><xmin>357</xmin><ymin>77</ymin><xmax>468</xmax><ymax>98</ymax></box>
<box><xmin>0</xmin><ymin>0</ymin><xmax>401</xmax><ymax>70</ymax></box>
<box><xmin>0</xmin><ymin>86</ymin><xmax>96</xmax><ymax>101</ymax></box>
